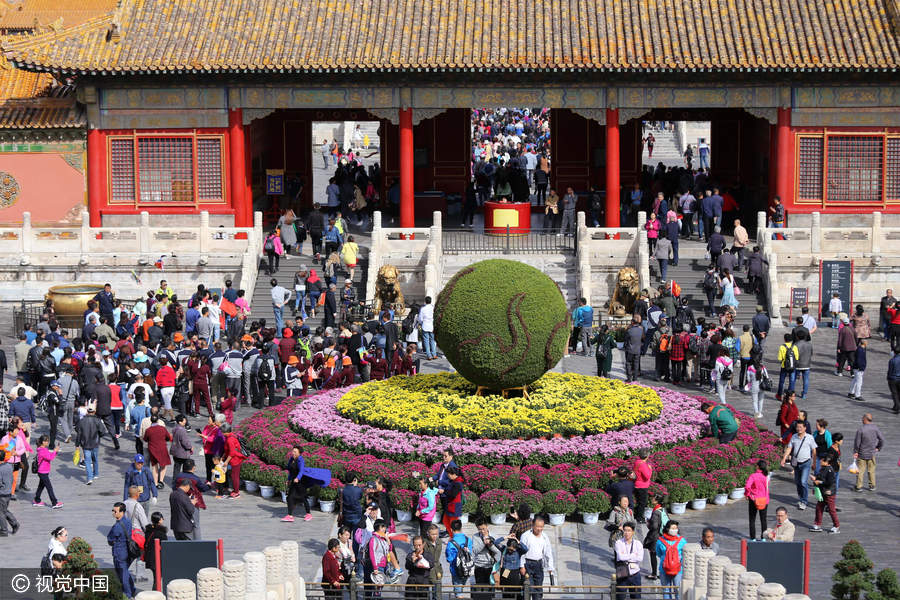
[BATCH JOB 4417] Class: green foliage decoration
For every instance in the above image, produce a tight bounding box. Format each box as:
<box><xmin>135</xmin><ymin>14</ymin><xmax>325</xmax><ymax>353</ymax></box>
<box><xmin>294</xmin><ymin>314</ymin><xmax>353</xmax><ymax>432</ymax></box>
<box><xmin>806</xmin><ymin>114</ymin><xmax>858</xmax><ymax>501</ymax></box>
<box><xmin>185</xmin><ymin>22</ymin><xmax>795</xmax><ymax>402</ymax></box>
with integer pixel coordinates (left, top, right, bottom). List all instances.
<box><xmin>434</xmin><ymin>259</ymin><xmax>569</xmax><ymax>389</ymax></box>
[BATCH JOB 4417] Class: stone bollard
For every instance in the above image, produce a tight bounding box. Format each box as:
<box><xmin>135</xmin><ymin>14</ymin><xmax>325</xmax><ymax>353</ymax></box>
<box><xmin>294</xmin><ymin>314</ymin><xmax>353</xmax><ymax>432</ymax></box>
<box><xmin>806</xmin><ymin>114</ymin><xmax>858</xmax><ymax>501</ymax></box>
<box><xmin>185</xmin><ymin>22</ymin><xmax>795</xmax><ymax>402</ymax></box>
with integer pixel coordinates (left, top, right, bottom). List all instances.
<box><xmin>707</xmin><ymin>555</ymin><xmax>732</xmax><ymax>600</ymax></box>
<box><xmin>681</xmin><ymin>543</ymin><xmax>702</xmax><ymax>599</ymax></box>
<box><xmin>264</xmin><ymin>546</ymin><xmax>285</xmax><ymax>600</ymax></box>
<box><xmin>166</xmin><ymin>579</ymin><xmax>196</xmax><ymax>600</ymax></box>
<box><xmin>783</xmin><ymin>595</ymin><xmax>810</xmax><ymax>600</ymax></box>
<box><xmin>738</xmin><ymin>572</ymin><xmax>765</xmax><ymax>600</ymax></box>
<box><xmin>197</xmin><ymin>568</ymin><xmax>224</xmax><ymax>600</ymax></box>
<box><xmin>223</xmin><ymin>560</ymin><xmax>246</xmax><ymax>600</ymax></box>
<box><xmin>756</xmin><ymin>582</ymin><xmax>787</xmax><ymax>600</ymax></box>
<box><xmin>279</xmin><ymin>541</ymin><xmax>305</xmax><ymax>600</ymax></box>
<box><xmin>693</xmin><ymin>549</ymin><xmax>716</xmax><ymax>599</ymax></box>
<box><xmin>723</xmin><ymin>563</ymin><xmax>746</xmax><ymax>600</ymax></box>
<box><xmin>136</xmin><ymin>592</ymin><xmax>166</xmax><ymax>600</ymax></box>
<box><xmin>243</xmin><ymin>551</ymin><xmax>267</xmax><ymax>600</ymax></box>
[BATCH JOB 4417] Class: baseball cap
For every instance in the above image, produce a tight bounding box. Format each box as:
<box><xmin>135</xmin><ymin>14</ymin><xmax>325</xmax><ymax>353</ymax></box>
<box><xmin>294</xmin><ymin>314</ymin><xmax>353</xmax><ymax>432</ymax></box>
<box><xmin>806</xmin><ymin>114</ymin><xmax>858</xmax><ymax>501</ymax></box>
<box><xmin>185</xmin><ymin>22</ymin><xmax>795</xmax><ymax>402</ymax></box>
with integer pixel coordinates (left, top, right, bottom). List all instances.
<box><xmin>101</xmin><ymin>349</ymin><xmax>110</xmax><ymax>356</ymax></box>
<box><xmin>287</xmin><ymin>356</ymin><xmax>299</xmax><ymax>365</ymax></box>
<box><xmin>50</xmin><ymin>380</ymin><xmax>60</xmax><ymax>388</ymax></box>
<box><xmin>153</xmin><ymin>316</ymin><xmax>162</xmax><ymax>323</ymax></box>
<box><xmin>133</xmin><ymin>454</ymin><xmax>145</xmax><ymax>463</ymax></box>
<box><xmin>141</xmin><ymin>368</ymin><xmax>151</xmax><ymax>376</ymax></box>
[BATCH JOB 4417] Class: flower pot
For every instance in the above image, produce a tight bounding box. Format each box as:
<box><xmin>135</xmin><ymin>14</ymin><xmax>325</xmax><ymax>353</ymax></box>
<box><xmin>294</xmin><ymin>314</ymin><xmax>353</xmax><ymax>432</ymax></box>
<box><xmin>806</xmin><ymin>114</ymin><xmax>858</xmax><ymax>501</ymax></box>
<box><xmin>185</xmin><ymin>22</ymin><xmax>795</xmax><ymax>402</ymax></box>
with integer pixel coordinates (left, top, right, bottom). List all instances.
<box><xmin>490</xmin><ymin>513</ymin><xmax>507</xmax><ymax>525</ymax></box>
<box><xmin>713</xmin><ymin>493</ymin><xmax>729</xmax><ymax>506</ymax></box>
<box><xmin>547</xmin><ymin>513</ymin><xmax>566</xmax><ymax>526</ymax></box>
<box><xmin>319</xmin><ymin>500</ymin><xmax>336</xmax><ymax>513</ymax></box>
<box><xmin>395</xmin><ymin>510</ymin><xmax>412</xmax><ymax>522</ymax></box>
<box><xmin>244</xmin><ymin>480</ymin><xmax>259</xmax><ymax>493</ymax></box>
<box><xmin>670</xmin><ymin>502</ymin><xmax>688</xmax><ymax>514</ymax></box>
<box><xmin>459</xmin><ymin>513</ymin><xmax>469</xmax><ymax>525</ymax></box>
<box><xmin>259</xmin><ymin>485</ymin><xmax>275</xmax><ymax>499</ymax></box>
<box><xmin>690</xmin><ymin>498</ymin><xmax>707</xmax><ymax>510</ymax></box>
<box><xmin>308</xmin><ymin>497</ymin><xmax>319</xmax><ymax>509</ymax></box>
<box><xmin>280</xmin><ymin>491</ymin><xmax>288</xmax><ymax>503</ymax></box>
<box><xmin>644</xmin><ymin>507</ymin><xmax>653</xmax><ymax>521</ymax></box>
<box><xmin>729</xmin><ymin>487</ymin><xmax>746</xmax><ymax>500</ymax></box>
<box><xmin>582</xmin><ymin>512</ymin><xmax>600</xmax><ymax>525</ymax></box>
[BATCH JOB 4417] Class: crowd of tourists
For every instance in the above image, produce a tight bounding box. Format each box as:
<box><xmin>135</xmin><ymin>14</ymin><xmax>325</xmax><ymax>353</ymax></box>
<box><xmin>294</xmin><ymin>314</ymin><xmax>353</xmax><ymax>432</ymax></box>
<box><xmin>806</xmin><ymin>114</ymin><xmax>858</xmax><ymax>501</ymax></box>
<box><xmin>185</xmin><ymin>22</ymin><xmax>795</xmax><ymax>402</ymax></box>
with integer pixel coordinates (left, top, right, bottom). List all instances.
<box><xmin>470</xmin><ymin>108</ymin><xmax>552</xmax><ymax>207</ymax></box>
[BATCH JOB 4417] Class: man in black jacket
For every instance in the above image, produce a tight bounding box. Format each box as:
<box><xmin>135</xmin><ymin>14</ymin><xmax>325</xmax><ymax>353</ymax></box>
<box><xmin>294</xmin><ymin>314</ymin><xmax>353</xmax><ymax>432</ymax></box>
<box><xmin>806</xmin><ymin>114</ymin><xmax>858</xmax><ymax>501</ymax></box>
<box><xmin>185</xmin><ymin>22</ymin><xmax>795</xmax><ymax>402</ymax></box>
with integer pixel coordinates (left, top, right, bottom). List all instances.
<box><xmin>169</xmin><ymin>478</ymin><xmax>197</xmax><ymax>540</ymax></box>
<box><xmin>75</xmin><ymin>407</ymin><xmax>103</xmax><ymax>484</ymax></box>
<box><xmin>324</xmin><ymin>284</ymin><xmax>338</xmax><ymax>328</ymax></box>
<box><xmin>707</xmin><ymin>226</ymin><xmax>727</xmax><ymax>267</ymax></box>
<box><xmin>94</xmin><ymin>382</ymin><xmax>120</xmax><ymax>450</ymax></box>
<box><xmin>173</xmin><ymin>459</ymin><xmax>210</xmax><ymax>540</ymax></box>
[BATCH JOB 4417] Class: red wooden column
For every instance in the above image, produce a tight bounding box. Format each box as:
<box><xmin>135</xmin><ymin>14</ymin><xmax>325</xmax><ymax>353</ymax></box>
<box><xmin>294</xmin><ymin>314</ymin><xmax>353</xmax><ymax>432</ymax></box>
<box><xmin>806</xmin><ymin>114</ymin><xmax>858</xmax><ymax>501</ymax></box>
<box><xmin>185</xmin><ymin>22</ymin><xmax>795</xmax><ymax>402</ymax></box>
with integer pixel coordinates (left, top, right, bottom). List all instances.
<box><xmin>399</xmin><ymin>108</ymin><xmax>415</xmax><ymax>228</ymax></box>
<box><xmin>605</xmin><ymin>108</ymin><xmax>621</xmax><ymax>227</ymax></box>
<box><xmin>87</xmin><ymin>128</ymin><xmax>103</xmax><ymax>227</ymax></box>
<box><xmin>775</xmin><ymin>107</ymin><xmax>792</xmax><ymax>206</ymax></box>
<box><xmin>228</xmin><ymin>108</ymin><xmax>249</xmax><ymax>227</ymax></box>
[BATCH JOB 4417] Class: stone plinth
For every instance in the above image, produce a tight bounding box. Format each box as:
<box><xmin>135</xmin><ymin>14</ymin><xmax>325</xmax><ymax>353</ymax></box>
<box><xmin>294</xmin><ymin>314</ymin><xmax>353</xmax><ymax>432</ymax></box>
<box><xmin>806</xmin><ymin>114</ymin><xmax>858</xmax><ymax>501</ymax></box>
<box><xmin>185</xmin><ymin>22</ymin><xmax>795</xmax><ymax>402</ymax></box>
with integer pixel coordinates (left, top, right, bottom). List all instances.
<box><xmin>757</xmin><ymin>582</ymin><xmax>787</xmax><ymax>600</ymax></box>
<box><xmin>723</xmin><ymin>563</ymin><xmax>746</xmax><ymax>600</ymax></box>
<box><xmin>739</xmin><ymin>572</ymin><xmax>765</xmax><ymax>600</ymax></box>
<box><xmin>243</xmin><ymin>551</ymin><xmax>267</xmax><ymax>600</ymax></box>
<box><xmin>197</xmin><ymin>568</ymin><xmax>224</xmax><ymax>600</ymax></box>
<box><xmin>264</xmin><ymin>545</ymin><xmax>285</xmax><ymax>600</ymax></box>
<box><xmin>707</xmin><ymin>555</ymin><xmax>732</xmax><ymax>600</ymax></box>
<box><xmin>279</xmin><ymin>540</ymin><xmax>304</xmax><ymax>600</ymax></box>
<box><xmin>136</xmin><ymin>592</ymin><xmax>166</xmax><ymax>600</ymax></box>
<box><xmin>693</xmin><ymin>549</ymin><xmax>716</xmax><ymax>597</ymax></box>
<box><xmin>166</xmin><ymin>579</ymin><xmax>196</xmax><ymax>600</ymax></box>
<box><xmin>222</xmin><ymin>560</ymin><xmax>246</xmax><ymax>600</ymax></box>
<box><xmin>783</xmin><ymin>595</ymin><xmax>810</xmax><ymax>600</ymax></box>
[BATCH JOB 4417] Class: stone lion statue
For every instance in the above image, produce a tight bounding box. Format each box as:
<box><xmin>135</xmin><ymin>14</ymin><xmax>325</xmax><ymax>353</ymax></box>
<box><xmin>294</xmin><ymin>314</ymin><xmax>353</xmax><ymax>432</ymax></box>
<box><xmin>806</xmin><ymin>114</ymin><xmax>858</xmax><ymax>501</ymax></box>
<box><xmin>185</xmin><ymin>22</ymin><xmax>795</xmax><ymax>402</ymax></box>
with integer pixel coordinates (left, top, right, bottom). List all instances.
<box><xmin>374</xmin><ymin>264</ymin><xmax>405</xmax><ymax>313</ymax></box>
<box><xmin>609</xmin><ymin>267</ymin><xmax>640</xmax><ymax>316</ymax></box>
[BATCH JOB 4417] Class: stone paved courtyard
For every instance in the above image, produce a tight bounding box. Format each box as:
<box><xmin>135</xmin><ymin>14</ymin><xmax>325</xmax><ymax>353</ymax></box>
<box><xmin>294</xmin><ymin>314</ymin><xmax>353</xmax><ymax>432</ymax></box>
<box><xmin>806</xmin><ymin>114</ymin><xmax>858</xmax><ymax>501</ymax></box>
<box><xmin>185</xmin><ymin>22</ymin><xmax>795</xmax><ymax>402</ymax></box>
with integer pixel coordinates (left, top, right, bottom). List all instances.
<box><xmin>1</xmin><ymin>323</ymin><xmax>897</xmax><ymax>598</ymax></box>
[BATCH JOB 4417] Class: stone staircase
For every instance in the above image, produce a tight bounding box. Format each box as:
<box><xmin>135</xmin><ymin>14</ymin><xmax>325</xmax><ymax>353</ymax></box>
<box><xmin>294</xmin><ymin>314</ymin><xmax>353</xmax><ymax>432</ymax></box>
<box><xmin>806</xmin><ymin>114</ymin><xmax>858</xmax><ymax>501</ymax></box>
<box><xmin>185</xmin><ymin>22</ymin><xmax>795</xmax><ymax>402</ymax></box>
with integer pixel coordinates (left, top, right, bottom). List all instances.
<box><xmin>656</xmin><ymin>239</ymin><xmax>763</xmax><ymax>325</ymax></box>
<box><xmin>648</xmin><ymin>128</ymin><xmax>683</xmax><ymax>163</ymax></box>
<box><xmin>440</xmin><ymin>253</ymin><xmax>579</xmax><ymax>304</ymax></box>
<box><xmin>344</xmin><ymin>120</ymin><xmax>381</xmax><ymax>152</ymax></box>
<box><xmin>252</xmin><ymin>243</ymin><xmax>370</xmax><ymax>330</ymax></box>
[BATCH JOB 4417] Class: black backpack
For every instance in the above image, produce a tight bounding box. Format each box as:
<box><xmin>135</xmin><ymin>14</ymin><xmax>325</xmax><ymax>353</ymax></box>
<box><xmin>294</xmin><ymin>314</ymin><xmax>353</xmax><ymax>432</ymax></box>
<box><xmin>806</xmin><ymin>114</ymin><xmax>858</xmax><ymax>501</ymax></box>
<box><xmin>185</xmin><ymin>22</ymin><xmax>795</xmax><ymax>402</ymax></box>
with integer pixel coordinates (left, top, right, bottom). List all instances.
<box><xmin>782</xmin><ymin>345</ymin><xmax>797</xmax><ymax>371</ymax></box>
<box><xmin>401</xmin><ymin>313</ymin><xmax>416</xmax><ymax>336</ymax></box>
<box><xmin>40</xmin><ymin>551</ymin><xmax>53</xmax><ymax>576</ymax></box>
<box><xmin>720</xmin><ymin>366</ymin><xmax>733</xmax><ymax>381</ymax></box>
<box><xmin>451</xmin><ymin>538</ymin><xmax>475</xmax><ymax>578</ymax></box>
<box><xmin>703</xmin><ymin>271</ymin><xmax>718</xmax><ymax>291</ymax></box>
<box><xmin>238</xmin><ymin>436</ymin><xmax>252</xmax><ymax>457</ymax></box>
<box><xmin>257</xmin><ymin>357</ymin><xmax>274</xmax><ymax>381</ymax></box>
<box><xmin>263</xmin><ymin>236</ymin><xmax>275</xmax><ymax>252</ymax></box>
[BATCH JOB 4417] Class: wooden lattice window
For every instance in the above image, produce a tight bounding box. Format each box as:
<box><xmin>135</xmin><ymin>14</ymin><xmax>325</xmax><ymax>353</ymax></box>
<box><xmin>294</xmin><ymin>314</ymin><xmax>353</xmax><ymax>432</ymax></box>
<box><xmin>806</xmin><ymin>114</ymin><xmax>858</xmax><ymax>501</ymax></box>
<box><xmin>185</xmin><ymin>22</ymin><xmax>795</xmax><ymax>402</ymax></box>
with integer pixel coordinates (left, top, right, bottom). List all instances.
<box><xmin>797</xmin><ymin>137</ymin><xmax>823</xmax><ymax>201</ymax></box>
<box><xmin>108</xmin><ymin>133</ymin><xmax>225</xmax><ymax>205</ymax></box>
<box><xmin>886</xmin><ymin>138</ymin><xmax>900</xmax><ymax>202</ymax></box>
<box><xmin>826</xmin><ymin>135</ymin><xmax>883</xmax><ymax>203</ymax></box>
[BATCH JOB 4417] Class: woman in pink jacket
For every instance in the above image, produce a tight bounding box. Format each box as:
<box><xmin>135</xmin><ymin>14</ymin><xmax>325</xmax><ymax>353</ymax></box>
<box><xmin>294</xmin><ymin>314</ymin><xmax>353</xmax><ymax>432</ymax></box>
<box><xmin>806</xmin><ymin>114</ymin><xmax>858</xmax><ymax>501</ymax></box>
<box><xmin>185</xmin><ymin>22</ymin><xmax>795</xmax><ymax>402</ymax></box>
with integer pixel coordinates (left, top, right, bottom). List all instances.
<box><xmin>263</xmin><ymin>230</ymin><xmax>285</xmax><ymax>276</ymax></box>
<box><xmin>645</xmin><ymin>212</ymin><xmax>661</xmax><ymax>255</ymax></box>
<box><xmin>744</xmin><ymin>460</ymin><xmax>770</xmax><ymax>541</ymax></box>
<box><xmin>33</xmin><ymin>435</ymin><xmax>62</xmax><ymax>508</ymax></box>
<box><xmin>1</xmin><ymin>417</ymin><xmax>33</xmax><ymax>497</ymax></box>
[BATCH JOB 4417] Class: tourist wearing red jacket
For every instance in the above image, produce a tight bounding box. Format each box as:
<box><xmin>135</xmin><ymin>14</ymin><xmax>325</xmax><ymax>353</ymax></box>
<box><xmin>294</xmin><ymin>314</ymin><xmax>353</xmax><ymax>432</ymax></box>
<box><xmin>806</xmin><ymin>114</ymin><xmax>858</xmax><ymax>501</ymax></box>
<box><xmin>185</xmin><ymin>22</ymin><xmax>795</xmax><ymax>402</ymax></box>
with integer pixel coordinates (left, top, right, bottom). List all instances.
<box><xmin>633</xmin><ymin>450</ymin><xmax>653</xmax><ymax>523</ymax></box>
<box><xmin>155</xmin><ymin>359</ymin><xmax>177</xmax><ymax>421</ymax></box>
<box><xmin>222</xmin><ymin>427</ymin><xmax>245</xmax><ymax>498</ymax></box>
<box><xmin>322</xmin><ymin>541</ymin><xmax>343</xmax><ymax>599</ymax></box>
<box><xmin>188</xmin><ymin>355</ymin><xmax>213</xmax><ymax>417</ymax></box>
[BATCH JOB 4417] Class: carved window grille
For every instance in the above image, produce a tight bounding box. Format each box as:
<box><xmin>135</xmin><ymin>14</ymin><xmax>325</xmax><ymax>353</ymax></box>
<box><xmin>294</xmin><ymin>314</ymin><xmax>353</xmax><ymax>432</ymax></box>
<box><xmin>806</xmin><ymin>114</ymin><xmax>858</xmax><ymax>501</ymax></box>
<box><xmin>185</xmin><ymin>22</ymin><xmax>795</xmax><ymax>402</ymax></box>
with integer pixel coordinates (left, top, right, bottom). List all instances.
<box><xmin>826</xmin><ymin>135</ymin><xmax>882</xmax><ymax>203</ymax></box>
<box><xmin>108</xmin><ymin>133</ymin><xmax>225</xmax><ymax>205</ymax></box>
<box><xmin>797</xmin><ymin>136</ymin><xmax>823</xmax><ymax>201</ymax></box>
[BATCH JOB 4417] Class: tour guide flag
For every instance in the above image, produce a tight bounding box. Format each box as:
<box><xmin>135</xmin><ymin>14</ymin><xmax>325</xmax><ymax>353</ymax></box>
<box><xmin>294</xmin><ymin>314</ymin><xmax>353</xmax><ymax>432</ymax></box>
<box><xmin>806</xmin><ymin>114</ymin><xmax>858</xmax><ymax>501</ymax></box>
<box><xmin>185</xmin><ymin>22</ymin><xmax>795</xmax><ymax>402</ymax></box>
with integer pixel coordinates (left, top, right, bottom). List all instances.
<box><xmin>154</xmin><ymin>255</ymin><xmax>165</xmax><ymax>270</ymax></box>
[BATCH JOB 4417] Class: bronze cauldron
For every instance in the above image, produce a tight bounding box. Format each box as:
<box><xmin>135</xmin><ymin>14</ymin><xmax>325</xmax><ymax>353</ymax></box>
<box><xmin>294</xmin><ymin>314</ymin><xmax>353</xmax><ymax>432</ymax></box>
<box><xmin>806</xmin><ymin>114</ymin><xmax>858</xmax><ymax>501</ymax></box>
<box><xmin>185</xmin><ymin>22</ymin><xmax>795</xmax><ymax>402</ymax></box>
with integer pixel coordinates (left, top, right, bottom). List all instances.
<box><xmin>46</xmin><ymin>284</ymin><xmax>105</xmax><ymax>320</ymax></box>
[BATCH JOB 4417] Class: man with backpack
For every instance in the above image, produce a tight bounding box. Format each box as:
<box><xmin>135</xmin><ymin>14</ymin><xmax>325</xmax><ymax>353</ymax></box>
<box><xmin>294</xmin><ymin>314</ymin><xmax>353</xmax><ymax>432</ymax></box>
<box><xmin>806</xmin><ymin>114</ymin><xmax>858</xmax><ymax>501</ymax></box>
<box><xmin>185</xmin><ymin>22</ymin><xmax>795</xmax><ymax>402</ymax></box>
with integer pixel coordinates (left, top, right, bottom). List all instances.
<box><xmin>702</xmin><ymin>402</ymin><xmax>739</xmax><ymax>444</ymax></box>
<box><xmin>256</xmin><ymin>343</ymin><xmax>279</xmax><ymax>408</ymax></box>
<box><xmin>446</xmin><ymin>518</ymin><xmax>474</xmax><ymax>595</ymax></box>
<box><xmin>652</xmin><ymin>318</ymin><xmax>672</xmax><ymax>383</ymax></box>
<box><xmin>776</xmin><ymin>334</ymin><xmax>800</xmax><ymax>400</ymax></box>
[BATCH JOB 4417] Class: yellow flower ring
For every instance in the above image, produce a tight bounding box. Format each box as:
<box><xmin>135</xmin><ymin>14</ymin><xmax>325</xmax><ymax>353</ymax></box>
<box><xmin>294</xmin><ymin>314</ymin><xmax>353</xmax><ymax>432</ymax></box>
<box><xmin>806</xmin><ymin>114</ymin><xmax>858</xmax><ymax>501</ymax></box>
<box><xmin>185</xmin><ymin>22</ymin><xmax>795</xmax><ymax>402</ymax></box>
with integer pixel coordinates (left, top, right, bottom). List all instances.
<box><xmin>336</xmin><ymin>372</ymin><xmax>662</xmax><ymax>439</ymax></box>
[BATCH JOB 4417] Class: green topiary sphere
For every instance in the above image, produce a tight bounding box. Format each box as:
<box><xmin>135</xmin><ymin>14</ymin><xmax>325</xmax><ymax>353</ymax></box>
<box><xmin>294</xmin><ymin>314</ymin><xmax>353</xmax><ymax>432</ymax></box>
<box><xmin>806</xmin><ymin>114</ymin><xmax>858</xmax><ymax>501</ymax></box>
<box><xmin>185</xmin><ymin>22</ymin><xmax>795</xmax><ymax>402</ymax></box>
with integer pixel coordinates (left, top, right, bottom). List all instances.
<box><xmin>434</xmin><ymin>259</ymin><xmax>570</xmax><ymax>389</ymax></box>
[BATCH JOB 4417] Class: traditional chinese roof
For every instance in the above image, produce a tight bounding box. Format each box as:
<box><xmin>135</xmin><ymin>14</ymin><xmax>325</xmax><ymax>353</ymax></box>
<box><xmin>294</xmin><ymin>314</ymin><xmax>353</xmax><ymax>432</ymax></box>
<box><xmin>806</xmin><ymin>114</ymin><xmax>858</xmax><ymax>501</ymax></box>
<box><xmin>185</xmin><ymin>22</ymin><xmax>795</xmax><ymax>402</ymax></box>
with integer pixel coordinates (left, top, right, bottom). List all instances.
<box><xmin>0</xmin><ymin>0</ymin><xmax>119</xmax><ymax>33</ymax></box>
<box><xmin>0</xmin><ymin>55</ymin><xmax>83</xmax><ymax>128</ymax></box>
<box><xmin>3</xmin><ymin>0</ymin><xmax>900</xmax><ymax>75</ymax></box>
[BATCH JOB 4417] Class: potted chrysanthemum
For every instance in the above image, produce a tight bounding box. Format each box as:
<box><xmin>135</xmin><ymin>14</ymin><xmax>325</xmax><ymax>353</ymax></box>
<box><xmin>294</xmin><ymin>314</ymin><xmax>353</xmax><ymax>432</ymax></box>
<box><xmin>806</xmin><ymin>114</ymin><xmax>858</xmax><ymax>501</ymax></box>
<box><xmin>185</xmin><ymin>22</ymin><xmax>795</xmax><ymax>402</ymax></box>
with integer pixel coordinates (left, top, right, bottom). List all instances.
<box><xmin>575</xmin><ymin>489</ymin><xmax>611</xmax><ymax>525</ymax></box>
<box><xmin>542</xmin><ymin>490</ymin><xmax>576</xmax><ymax>525</ymax></box>
<box><xmin>479</xmin><ymin>490</ymin><xmax>514</xmax><ymax>525</ymax></box>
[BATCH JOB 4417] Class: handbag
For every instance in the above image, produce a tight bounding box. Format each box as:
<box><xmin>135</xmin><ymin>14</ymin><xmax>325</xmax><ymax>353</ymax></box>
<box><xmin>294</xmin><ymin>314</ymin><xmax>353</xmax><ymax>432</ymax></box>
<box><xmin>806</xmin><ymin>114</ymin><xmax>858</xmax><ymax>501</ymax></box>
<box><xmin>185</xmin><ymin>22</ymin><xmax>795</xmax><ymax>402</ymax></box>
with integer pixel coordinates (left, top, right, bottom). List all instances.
<box><xmin>317</xmin><ymin>293</ymin><xmax>326</xmax><ymax>306</ymax></box>
<box><xmin>73</xmin><ymin>446</ymin><xmax>81</xmax><ymax>465</ymax></box>
<box><xmin>734</xmin><ymin>285</ymin><xmax>742</xmax><ymax>296</ymax></box>
<box><xmin>31</xmin><ymin>454</ymin><xmax>39</xmax><ymax>474</ymax></box>
<box><xmin>754</xmin><ymin>497</ymin><xmax>767</xmax><ymax>510</ymax></box>
<box><xmin>615</xmin><ymin>561</ymin><xmax>630</xmax><ymax>580</ymax></box>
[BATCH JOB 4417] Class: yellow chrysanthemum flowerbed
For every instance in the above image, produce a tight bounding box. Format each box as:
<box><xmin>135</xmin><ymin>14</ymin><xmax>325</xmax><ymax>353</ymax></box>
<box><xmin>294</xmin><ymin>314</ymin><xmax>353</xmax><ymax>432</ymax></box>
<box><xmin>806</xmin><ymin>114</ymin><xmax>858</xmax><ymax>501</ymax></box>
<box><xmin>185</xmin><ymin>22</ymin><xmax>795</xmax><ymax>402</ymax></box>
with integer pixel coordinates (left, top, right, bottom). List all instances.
<box><xmin>336</xmin><ymin>372</ymin><xmax>662</xmax><ymax>439</ymax></box>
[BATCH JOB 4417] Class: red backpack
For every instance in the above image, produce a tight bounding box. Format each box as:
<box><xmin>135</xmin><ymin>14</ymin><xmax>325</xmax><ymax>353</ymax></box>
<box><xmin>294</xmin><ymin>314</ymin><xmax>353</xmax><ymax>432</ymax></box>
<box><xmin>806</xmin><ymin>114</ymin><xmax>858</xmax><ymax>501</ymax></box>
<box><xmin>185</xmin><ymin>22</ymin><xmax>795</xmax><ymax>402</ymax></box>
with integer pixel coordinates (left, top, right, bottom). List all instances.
<box><xmin>661</xmin><ymin>537</ymin><xmax>682</xmax><ymax>576</ymax></box>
